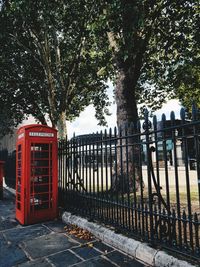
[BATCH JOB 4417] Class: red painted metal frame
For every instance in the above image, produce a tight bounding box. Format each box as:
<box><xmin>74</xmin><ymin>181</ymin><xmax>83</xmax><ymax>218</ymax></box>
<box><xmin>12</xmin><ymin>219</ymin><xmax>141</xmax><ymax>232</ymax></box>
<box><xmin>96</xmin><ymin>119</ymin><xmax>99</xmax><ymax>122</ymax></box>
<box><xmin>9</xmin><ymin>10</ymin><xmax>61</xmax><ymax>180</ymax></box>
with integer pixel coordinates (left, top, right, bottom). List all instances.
<box><xmin>16</xmin><ymin>125</ymin><xmax>58</xmax><ymax>225</ymax></box>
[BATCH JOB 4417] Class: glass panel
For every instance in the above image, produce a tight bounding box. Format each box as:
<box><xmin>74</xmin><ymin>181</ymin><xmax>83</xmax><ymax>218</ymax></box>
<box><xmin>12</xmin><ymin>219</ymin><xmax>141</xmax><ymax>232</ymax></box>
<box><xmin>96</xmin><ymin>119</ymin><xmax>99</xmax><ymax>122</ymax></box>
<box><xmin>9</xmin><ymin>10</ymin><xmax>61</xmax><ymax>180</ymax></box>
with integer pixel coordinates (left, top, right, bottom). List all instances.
<box><xmin>34</xmin><ymin>193</ymin><xmax>49</xmax><ymax>201</ymax></box>
<box><xmin>17</xmin><ymin>145</ymin><xmax>22</xmax><ymax>189</ymax></box>
<box><xmin>31</xmin><ymin>160</ymin><xmax>51</xmax><ymax>167</ymax></box>
<box><xmin>17</xmin><ymin>202</ymin><xmax>21</xmax><ymax>210</ymax></box>
<box><xmin>33</xmin><ymin>184</ymin><xmax>50</xmax><ymax>193</ymax></box>
<box><xmin>34</xmin><ymin>203</ymin><xmax>50</xmax><ymax>210</ymax></box>
<box><xmin>30</xmin><ymin>175</ymin><xmax>51</xmax><ymax>184</ymax></box>
<box><xmin>31</xmin><ymin>167</ymin><xmax>51</xmax><ymax>176</ymax></box>
<box><xmin>17</xmin><ymin>185</ymin><xmax>21</xmax><ymax>193</ymax></box>
<box><xmin>31</xmin><ymin>151</ymin><xmax>49</xmax><ymax>159</ymax></box>
<box><xmin>17</xmin><ymin>169</ymin><xmax>21</xmax><ymax>176</ymax></box>
<box><xmin>31</xmin><ymin>144</ymin><xmax>49</xmax><ymax>151</ymax></box>
<box><xmin>17</xmin><ymin>177</ymin><xmax>21</xmax><ymax>184</ymax></box>
<box><xmin>30</xmin><ymin>193</ymin><xmax>52</xmax><ymax>210</ymax></box>
<box><xmin>30</xmin><ymin>143</ymin><xmax>52</xmax><ymax>212</ymax></box>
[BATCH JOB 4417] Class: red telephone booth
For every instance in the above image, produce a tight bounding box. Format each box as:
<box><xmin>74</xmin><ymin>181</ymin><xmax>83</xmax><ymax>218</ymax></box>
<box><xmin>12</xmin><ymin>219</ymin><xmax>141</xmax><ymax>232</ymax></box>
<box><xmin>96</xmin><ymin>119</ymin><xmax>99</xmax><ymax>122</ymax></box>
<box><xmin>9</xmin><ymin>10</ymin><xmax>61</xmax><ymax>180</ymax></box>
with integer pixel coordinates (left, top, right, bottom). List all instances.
<box><xmin>16</xmin><ymin>125</ymin><xmax>58</xmax><ymax>225</ymax></box>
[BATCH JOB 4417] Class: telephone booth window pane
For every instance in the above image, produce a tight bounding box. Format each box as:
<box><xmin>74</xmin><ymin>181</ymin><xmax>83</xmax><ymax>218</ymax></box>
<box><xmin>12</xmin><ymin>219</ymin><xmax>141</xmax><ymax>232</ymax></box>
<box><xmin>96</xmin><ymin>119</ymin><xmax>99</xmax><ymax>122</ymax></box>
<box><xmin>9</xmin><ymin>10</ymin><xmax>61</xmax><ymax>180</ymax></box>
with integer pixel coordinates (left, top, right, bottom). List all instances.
<box><xmin>30</xmin><ymin>143</ymin><xmax>52</xmax><ymax>212</ymax></box>
<box><xmin>31</xmin><ymin>160</ymin><xmax>51</xmax><ymax>167</ymax></box>
<box><xmin>17</xmin><ymin>144</ymin><xmax>22</xmax><ymax>210</ymax></box>
<box><xmin>31</xmin><ymin>151</ymin><xmax>49</xmax><ymax>159</ymax></box>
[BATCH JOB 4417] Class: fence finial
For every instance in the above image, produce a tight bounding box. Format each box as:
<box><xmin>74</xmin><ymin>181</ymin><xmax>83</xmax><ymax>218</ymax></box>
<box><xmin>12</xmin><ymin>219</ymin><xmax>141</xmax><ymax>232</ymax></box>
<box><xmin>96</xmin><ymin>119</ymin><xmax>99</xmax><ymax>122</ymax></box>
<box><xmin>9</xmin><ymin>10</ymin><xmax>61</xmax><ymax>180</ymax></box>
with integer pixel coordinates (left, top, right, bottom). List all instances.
<box><xmin>153</xmin><ymin>115</ymin><xmax>157</xmax><ymax>130</ymax></box>
<box><xmin>180</xmin><ymin>108</ymin><xmax>185</xmax><ymax>121</ymax></box>
<box><xmin>161</xmin><ymin>113</ymin><xmax>166</xmax><ymax>121</ymax></box>
<box><xmin>170</xmin><ymin>111</ymin><xmax>175</xmax><ymax>121</ymax></box>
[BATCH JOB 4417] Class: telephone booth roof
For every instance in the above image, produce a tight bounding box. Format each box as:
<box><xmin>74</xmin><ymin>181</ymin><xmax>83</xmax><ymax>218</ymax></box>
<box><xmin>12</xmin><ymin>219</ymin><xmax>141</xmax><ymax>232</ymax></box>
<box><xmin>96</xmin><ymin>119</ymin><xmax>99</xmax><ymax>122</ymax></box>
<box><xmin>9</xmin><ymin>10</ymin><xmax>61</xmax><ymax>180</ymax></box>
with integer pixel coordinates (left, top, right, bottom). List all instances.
<box><xmin>17</xmin><ymin>124</ymin><xmax>57</xmax><ymax>132</ymax></box>
<box><xmin>17</xmin><ymin>124</ymin><xmax>57</xmax><ymax>140</ymax></box>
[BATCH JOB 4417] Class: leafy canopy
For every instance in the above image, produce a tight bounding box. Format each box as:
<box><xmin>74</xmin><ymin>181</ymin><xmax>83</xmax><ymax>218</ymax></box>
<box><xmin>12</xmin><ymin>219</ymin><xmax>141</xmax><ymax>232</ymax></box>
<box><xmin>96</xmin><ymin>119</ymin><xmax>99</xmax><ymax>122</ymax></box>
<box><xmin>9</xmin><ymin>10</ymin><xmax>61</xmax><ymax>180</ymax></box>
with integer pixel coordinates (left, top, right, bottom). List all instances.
<box><xmin>95</xmin><ymin>1</ymin><xmax>199</xmax><ymax>114</ymax></box>
<box><xmin>0</xmin><ymin>0</ymin><xmax>114</xmax><ymax>137</ymax></box>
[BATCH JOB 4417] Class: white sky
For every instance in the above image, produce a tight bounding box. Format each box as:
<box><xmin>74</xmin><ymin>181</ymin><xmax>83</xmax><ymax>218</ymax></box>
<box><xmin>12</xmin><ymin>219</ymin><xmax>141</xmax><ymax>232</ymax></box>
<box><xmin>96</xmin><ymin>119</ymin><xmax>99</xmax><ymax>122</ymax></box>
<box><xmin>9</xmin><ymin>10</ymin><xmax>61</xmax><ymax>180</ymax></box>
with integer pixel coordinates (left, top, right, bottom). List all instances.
<box><xmin>24</xmin><ymin>82</ymin><xmax>182</xmax><ymax>138</ymax></box>
<box><xmin>68</xmin><ymin>84</ymin><xmax>117</xmax><ymax>138</ymax></box>
<box><xmin>68</xmin><ymin>83</ymin><xmax>182</xmax><ymax>138</ymax></box>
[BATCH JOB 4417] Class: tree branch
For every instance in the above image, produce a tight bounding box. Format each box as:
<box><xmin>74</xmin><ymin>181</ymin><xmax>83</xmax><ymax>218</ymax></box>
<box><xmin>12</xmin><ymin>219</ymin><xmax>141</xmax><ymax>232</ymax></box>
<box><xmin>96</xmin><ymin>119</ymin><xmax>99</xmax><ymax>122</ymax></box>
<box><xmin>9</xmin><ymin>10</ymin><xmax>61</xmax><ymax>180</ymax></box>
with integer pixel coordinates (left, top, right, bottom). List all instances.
<box><xmin>9</xmin><ymin>33</ymin><xmax>45</xmax><ymax>70</ymax></box>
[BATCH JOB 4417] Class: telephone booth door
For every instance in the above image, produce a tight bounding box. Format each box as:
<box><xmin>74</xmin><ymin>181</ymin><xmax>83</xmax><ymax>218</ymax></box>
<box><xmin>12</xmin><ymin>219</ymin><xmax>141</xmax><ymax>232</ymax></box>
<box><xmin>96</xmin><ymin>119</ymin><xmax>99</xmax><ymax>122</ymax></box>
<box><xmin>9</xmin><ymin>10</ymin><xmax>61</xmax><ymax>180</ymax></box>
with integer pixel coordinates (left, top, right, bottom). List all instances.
<box><xmin>16</xmin><ymin>125</ymin><xmax>58</xmax><ymax>225</ymax></box>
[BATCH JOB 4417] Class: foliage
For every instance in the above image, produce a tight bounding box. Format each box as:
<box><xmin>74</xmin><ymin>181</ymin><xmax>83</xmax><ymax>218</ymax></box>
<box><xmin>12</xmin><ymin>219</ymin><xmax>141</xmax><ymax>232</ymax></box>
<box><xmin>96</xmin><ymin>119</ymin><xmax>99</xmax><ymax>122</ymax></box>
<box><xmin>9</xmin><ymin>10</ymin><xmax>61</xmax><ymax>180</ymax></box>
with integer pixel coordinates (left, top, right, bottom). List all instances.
<box><xmin>0</xmin><ymin>0</ymin><xmax>113</xmax><ymax>138</ymax></box>
<box><xmin>88</xmin><ymin>0</ymin><xmax>199</xmax><ymax>191</ymax></box>
<box><xmin>136</xmin><ymin>1</ymin><xmax>199</xmax><ymax>113</ymax></box>
<box><xmin>94</xmin><ymin>1</ymin><xmax>198</xmax><ymax>117</ymax></box>
<box><xmin>0</xmin><ymin>0</ymin><xmax>198</xmax><ymax>138</ymax></box>
<box><xmin>172</xmin><ymin>62</ymin><xmax>200</xmax><ymax>114</ymax></box>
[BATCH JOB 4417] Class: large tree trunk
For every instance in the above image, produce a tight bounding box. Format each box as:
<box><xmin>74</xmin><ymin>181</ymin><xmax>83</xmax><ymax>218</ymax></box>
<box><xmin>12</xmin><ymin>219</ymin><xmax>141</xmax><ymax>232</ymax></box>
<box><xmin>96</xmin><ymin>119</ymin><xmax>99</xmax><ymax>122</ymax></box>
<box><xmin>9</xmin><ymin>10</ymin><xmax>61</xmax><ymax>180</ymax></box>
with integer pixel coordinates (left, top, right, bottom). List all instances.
<box><xmin>56</xmin><ymin>111</ymin><xmax>67</xmax><ymax>139</ymax></box>
<box><xmin>116</xmin><ymin>69</ymin><xmax>138</xmax><ymax>127</ymax></box>
<box><xmin>112</xmin><ymin>68</ymin><xmax>142</xmax><ymax>193</ymax></box>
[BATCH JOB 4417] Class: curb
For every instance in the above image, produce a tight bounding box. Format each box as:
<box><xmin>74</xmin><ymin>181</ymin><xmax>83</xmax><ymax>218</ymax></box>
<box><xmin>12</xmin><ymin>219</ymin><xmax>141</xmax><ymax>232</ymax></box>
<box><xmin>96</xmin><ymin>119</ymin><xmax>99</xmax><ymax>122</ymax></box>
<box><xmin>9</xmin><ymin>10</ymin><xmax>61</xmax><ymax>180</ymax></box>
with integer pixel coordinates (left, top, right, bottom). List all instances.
<box><xmin>3</xmin><ymin>179</ymin><xmax>16</xmax><ymax>196</ymax></box>
<box><xmin>62</xmin><ymin>212</ymin><xmax>197</xmax><ymax>267</ymax></box>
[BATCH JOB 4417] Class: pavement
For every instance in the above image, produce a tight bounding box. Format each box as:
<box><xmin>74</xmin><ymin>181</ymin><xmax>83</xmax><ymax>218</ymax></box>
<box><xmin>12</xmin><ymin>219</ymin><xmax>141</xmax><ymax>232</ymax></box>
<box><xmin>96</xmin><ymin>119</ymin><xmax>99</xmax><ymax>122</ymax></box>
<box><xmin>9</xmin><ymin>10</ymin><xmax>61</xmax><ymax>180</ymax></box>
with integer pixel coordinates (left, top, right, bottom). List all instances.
<box><xmin>0</xmin><ymin>189</ymin><xmax>148</xmax><ymax>267</ymax></box>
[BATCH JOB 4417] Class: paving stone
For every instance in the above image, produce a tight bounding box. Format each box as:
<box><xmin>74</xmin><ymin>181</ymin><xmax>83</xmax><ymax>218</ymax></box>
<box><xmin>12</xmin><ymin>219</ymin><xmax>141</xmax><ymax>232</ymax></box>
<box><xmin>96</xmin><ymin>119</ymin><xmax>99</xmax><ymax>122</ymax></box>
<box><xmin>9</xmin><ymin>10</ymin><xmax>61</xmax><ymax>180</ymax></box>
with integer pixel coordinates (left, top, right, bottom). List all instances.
<box><xmin>0</xmin><ymin>232</ymin><xmax>6</xmax><ymax>245</ymax></box>
<box><xmin>16</xmin><ymin>258</ymin><xmax>52</xmax><ymax>267</ymax></box>
<box><xmin>4</xmin><ymin>224</ymin><xmax>51</xmax><ymax>245</ymax></box>
<box><xmin>93</xmin><ymin>241</ymin><xmax>114</xmax><ymax>253</ymax></box>
<box><xmin>0</xmin><ymin>218</ymin><xmax>19</xmax><ymax>231</ymax></box>
<box><xmin>0</xmin><ymin>243</ymin><xmax>27</xmax><ymax>267</ymax></box>
<box><xmin>43</xmin><ymin>220</ymin><xmax>67</xmax><ymax>233</ymax></box>
<box><xmin>75</xmin><ymin>256</ymin><xmax>116</xmax><ymax>267</ymax></box>
<box><xmin>22</xmin><ymin>233</ymin><xmax>78</xmax><ymax>259</ymax></box>
<box><xmin>48</xmin><ymin>249</ymin><xmax>82</xmax><ymax>266</ymax></box>
<box><xmin>71</xmin><ymin>245</ymin><xmax>101</xmax><ymax>260</ymax></box>
<box><xmin>105</xmin><ymin>250</ymin><xmax>146</xmax><ymax>267</ymax></box>
<box><xmin>0</xmin><ymin>201</ymin><xmax>16</xmax><ymax>219</ymax></box>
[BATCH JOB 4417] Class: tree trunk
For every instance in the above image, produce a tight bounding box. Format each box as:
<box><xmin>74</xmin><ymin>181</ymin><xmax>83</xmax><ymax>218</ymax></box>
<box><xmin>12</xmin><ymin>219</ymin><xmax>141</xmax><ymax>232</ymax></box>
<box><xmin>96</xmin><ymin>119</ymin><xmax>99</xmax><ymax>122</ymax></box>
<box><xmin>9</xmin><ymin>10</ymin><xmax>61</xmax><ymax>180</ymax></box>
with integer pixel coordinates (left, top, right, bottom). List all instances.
<box><xmin>116</xmin><ymin>69</ymin><xmax>138</xmax><ymax>127</ymax></box>
<box><xmin>112</xmin><ymin>68</ymin><xmax>142</xmax><ymax>193</ymax></box>
<box><xmin>56</xmin><ymin>111</ymin><xmax>67</xmax><ymax>139</ymax></box>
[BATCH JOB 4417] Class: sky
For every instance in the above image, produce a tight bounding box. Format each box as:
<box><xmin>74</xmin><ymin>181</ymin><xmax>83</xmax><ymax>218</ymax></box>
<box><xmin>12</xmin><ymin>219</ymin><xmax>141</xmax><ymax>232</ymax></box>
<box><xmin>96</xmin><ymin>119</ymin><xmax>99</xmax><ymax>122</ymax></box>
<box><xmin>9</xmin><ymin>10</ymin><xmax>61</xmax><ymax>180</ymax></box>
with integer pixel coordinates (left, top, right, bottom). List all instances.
<box><xmin>25</xmin><ymin>82</ymin><xmax>182</xmax><ymax>138</ymax></box>
<box><xmin>68</xmin><ymin>83</ymin><xmax>182</xmax><ymax>139</ymax></box>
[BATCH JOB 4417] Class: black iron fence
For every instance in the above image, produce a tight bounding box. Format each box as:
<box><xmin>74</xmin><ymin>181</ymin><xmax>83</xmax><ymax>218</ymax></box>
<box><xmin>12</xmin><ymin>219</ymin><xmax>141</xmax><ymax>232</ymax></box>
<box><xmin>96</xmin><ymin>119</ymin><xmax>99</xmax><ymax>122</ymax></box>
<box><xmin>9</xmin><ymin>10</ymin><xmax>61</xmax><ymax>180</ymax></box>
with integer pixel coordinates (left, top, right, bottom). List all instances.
<box><xmin>58</xmin><ymin>107</ymin><xmax>200</xmax><ymax>261</ymax></box>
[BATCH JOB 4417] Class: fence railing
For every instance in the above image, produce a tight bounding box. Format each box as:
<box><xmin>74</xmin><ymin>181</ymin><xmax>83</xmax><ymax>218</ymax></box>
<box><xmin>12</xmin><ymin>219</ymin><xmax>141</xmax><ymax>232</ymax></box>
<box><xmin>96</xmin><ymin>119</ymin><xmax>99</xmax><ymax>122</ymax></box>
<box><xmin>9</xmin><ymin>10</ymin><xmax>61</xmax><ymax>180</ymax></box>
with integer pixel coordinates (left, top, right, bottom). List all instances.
<box><xmin>58</xmin><ymin>107</ymin><xmax>200</xmax><ymax>261</ymax></box>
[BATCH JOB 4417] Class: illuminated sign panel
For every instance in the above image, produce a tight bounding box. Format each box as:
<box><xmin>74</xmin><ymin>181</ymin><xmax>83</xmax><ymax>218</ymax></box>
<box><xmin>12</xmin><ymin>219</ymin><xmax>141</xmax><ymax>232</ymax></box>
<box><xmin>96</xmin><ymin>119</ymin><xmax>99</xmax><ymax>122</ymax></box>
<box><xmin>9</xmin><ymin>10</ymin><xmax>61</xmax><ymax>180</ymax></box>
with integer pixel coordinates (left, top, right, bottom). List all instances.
<box><xmin>29</xmin><ymin>132</ymin><xmax>54</xmax><ymax>137</ymax></box>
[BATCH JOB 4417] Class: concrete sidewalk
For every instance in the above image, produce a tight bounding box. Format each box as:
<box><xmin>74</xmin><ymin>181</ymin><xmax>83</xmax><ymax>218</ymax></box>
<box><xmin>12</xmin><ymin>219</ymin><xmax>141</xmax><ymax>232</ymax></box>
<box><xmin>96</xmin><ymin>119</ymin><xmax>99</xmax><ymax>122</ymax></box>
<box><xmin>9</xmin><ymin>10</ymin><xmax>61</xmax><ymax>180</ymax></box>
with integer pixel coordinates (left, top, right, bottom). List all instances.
<box><xmin>0</xmin><ymin>190</ymin><xmax>148</xmax><ymax>267</ymax></box>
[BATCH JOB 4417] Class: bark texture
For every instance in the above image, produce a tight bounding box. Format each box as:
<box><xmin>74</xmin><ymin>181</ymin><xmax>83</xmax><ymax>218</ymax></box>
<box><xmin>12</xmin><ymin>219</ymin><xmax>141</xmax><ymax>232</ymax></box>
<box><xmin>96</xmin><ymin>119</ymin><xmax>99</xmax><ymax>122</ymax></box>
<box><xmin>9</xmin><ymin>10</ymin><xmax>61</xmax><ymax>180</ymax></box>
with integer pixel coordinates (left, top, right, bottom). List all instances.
<box><xmin>112</xmin><ymin>68</ymin><xmax>142</xmax><ymax>193</ymax></box>
<box><xmin>56</xmin><ymin>111</ymin><xmax>67</xmax><ymax>140</ymax></box>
